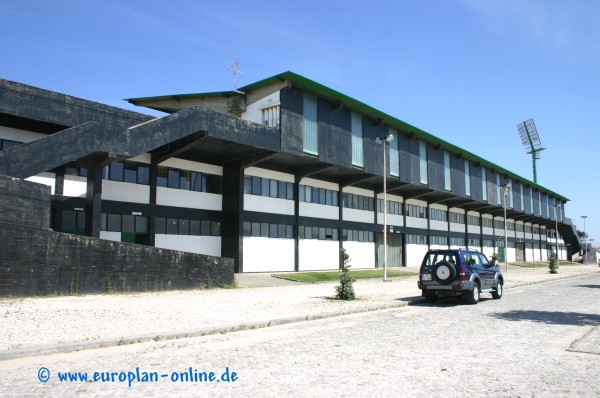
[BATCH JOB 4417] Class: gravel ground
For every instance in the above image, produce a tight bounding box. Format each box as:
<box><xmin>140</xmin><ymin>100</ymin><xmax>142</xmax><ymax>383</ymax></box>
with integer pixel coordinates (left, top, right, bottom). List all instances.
<box><xmin>1</xmin><ymin>264</ymin><xmax>598</xmax><ymax>360</ymax></box>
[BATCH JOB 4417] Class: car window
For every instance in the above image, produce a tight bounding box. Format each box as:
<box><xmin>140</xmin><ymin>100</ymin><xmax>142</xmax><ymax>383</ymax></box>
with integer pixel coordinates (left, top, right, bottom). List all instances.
<box><xmin>478</xmin><ymin>254</ymin><xmax>490</xmax><ymax>266</ymax></box>
<box><xmin>463</xmin><ymin>253</ymin><xmax>481</xmax><ymax>266</ymax></box>
<box><xmin>423</xmin><ymin>253</ymin><xmax>458</xmax><ymax>266</ymax></box>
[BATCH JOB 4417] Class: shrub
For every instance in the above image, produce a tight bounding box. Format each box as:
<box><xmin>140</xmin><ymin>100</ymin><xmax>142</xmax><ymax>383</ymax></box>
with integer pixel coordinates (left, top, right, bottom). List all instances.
<box><xmin>335</xmin><ymin>248</ymin><xmax>356</xmax><ymax>300</ymax></box>
<box><xmin>548</xmin><ymin>255</ymin><xmax>559</xmax><ymax>274</ymax></box>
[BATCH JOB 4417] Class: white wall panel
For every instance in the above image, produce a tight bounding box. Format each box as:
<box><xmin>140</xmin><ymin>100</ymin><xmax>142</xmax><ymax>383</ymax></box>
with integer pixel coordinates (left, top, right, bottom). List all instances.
<box><xmin>244</xmin><ymin>194</ymin><xmax>294</xmax><ymax>215</ymax></box>
<box><xmin>155</xmin><ymin>235</ymin><xmax>221</xmax><ymax>257</ymax></box>
<box><xmin>103</xmin><ymin>180</ymin><xmax>150</xmax><ymax>204</ymax></box>
<box><xmin>299</xmin><ymin>240</ymin><xmax>339</xmax><ymax>271</ymax></box>
<box><xmin>243</xmin><ymin>237</ymin><xmax>294</xmax><ymax>272</ymax></box>
<box><xmin>343</xmin><ymin>241</ymin><xmax>375</xmax><ymax>269</ymax></box>
<box><xmin>157</xmin><ymin>187</ymin><xmax>221</xmax><ymax>210</ymax></box>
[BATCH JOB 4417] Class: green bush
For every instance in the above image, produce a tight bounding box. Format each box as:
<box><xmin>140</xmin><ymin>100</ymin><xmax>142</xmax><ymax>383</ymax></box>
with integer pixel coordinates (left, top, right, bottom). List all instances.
<box><xmin>548</xmin><ymin>255</ymin><xmax>559</xmax><ymax>274</ymax></box>
<box><xmin>335</xmin><ymin>248</ymin><xmax>356</xmax><ymax>300</ymax></box>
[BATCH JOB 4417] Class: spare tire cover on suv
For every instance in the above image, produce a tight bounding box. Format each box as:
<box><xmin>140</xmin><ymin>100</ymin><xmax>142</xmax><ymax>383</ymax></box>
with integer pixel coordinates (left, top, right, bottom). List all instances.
<box><xmin>432</xmin><ymin>261</ymin><xmax>457</xmax><ymax>285</ymax></box>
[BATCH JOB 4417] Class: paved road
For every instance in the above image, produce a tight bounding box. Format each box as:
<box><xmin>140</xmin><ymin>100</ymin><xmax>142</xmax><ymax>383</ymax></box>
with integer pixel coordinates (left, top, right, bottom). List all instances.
<box><xmin>2</xmin><ymin>274</ymin><xmax>599</xmax><ymax>397</ymax></box>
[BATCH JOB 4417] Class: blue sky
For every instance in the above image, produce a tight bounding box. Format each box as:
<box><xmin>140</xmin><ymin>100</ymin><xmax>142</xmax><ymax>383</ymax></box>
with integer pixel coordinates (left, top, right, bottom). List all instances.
<box><xmin>2</xmin><ymin>0</ymin><xmax>599</xmax><ymax>246</ymax></box>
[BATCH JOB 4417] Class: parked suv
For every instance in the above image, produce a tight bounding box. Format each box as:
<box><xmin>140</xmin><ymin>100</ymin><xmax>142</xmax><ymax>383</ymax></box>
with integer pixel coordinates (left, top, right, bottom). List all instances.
<box><xmin>417</xmin><ymin>249</ymin><xmax>504</xmax><ymax>304</ymax></box>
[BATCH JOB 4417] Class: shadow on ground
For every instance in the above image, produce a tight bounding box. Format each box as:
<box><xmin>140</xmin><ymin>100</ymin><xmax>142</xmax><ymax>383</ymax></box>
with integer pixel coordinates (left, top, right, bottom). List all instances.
<box><xmin>489</xmin><ymin>310</ymin><xmax>600</xmax><ymax>326</ymax></box>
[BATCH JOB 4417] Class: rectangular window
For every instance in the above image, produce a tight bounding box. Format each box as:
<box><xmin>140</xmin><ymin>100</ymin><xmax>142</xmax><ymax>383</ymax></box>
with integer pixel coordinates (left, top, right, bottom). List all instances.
<box><xmin>167</xmin><ymin>169</ymin><xmax>180</xmax><ymax>189</ymax></box>
<box><xmin>155</xmin><ymin>217</ymin><xmax>166</xmax><ymax>234</ymax></box>
<box><xmin>496</xmin><ymin>174</ymin><xmax>502</xmax><ymax>205</ymax></box>
<box><xmin>137</xmin><ymin>165</ymin><xmax>150</xmax><ymax>185</ymax></box>
<box><xmin>157</xmin><ymin>166</ymin><xmax>168</xmax><ymax>187</ymax></box>
<box><xmin>464</xmin><ymin>160</ymin><xmax>471</xmax><ymax>196</ymax></box>
<box><xmin>509</xmin><ymin>180</ymin><xmax>514</xmax><ymax>208</ymax></box>
<box><xmin>481</xmin><ymin>169</ymin><xmax>487</xmax><ymax>201</ymax></box>
<box><xmin>419</xmin><ymin>141</ymin><xmax>428</xmax><ymax>185</ymax></box>
<box><xmin>123</xmin><ymin>163</ymin><xmax>137</xmax><ymax>184</ymax></box>
<box><xmin>520</xmin><ymin>184</ymin><xmax>524</xmax><ymax>211</ymax></box>
<box><xmin>351</xmin><ymin>112</ymin><xmax>364</xmax><ymax>167</ymax></box>
<box><xmin>389</xmin><ymin>128</ymin><xmax>399</xmax><ymax>177</ymax></box>
<box><xmin>303</xmin><ymin>93</ymin><xmax>318</xmax><ymax>155</ymax></box>
<box><xmin>444</xmin><ymin>151</ymin><xmax>451</xmax><ymax>191</ymax></box>
<box><xmin>166</xmin><ymin>218</ymin><xmax>178</xmax><ymax>234</ymax></box>
<box><xmin>109</xmin><ymin>162</ymin><xmax>124</xmax><ymax>182</ymax></box>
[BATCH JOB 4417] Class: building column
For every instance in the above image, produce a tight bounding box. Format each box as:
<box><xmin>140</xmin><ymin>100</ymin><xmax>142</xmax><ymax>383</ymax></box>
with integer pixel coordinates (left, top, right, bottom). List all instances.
<box><xmin>84</xmin><ymin>165</ymin><xmax>103</xmax><ymax>238</ymax></box>
<box><xmin>221</xmin><ymin>160</ymin><xmax>244</xmax><ymax>273</ymax></box>
<box><xmin>294</xmin><ymin>177</ymin><xmax>301</xmax><ymax>272</ymax></box>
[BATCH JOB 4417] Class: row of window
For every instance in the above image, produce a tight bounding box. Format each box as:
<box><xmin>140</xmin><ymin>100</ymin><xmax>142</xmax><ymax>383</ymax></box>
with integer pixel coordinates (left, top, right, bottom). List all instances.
<box><xmin>342</xmin><ymin>193</ymin><xmax>374</xmax><ymax>211</ymax></box>
<box><xmin>376</xmin><ymin>199</ymin><xmax>403</xmax><ymax>215</ymax></box>
<box><xmin>244</xmin><ymin>175</ymin><xmax>294</xmax><ymax>200</ymax></box>
<box><xmin>299</xmin><ymin>185</ymin><xmax>338</xmax><ymax>206</ymax></box>
<box><xmin>406</xmin><ymin>204</ymin><xmax>426</xmax><ymax>219</ymax></box>
<box><xmin>243</xmin><ymin>222</ymin><xmax>294</xmax><ymax>239</ymax></box>
<box><xmin>157</xmin><ymin>166</ymin><xmax>221</xmax><ymax>194</ymax></box>
<box><xmin>155</xmin><ymin>217</ymin><xmax>221</xmax><ymax>236</ymax></box>
<box><xmin>430</xmin><ymin>208</ymin><xmax>447</xmax><ymax>222</ymax></box>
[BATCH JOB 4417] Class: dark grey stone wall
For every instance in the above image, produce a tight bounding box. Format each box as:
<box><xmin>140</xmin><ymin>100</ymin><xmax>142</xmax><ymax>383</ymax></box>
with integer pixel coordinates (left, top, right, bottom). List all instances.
<box><xmin>0</xmin><ymin>175</ymin><xmax>234</xmax><ymax>297</ymax></box>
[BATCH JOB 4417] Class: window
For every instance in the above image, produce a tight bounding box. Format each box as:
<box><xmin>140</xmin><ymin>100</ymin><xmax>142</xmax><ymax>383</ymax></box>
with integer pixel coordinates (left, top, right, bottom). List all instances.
<box><xmin>481</xmin><ymin>169</ymin><xmax>487</xmax><ymax>201</ymax></box>
<box><xmin>299</xmin><ymin>225</ymin><xmax>338</xmax><ymax>241</ymax></box>
<box><xmin>429</xmin><ymin>208</ymin><xmax>447</xmax><ymax>222</ymax></box>
<box><xmin>244</xmin><ymin>222</ymin><xmax>294</xmax><ymax>239</ymax></box>
<box><xmin>157</xmin><ymin>166</ymin><xmax>222</xmax><ymax>194</ymax></box>
<box><xmin>419</xmin><ymin>141</ymin><xmax>428</xmax><ymax>184</ymax></box>
<box><xmin>464</xmin><ymin>160</ymin><xmax>471</xmax><ymax>196</ymax></box>
<box><xmin>389</xmin><ymin>128</ymin><xmax>399</xmax><ymax>177</ymax></box>
<box><xmin>262</xmin><ymin>105</ymin><xmax>280</xmax><ymax>128</ymax></box>
<box><xmin>342</xmin><ymin>229</ymin><xmax>374</xmax><ymax>242</ymax></box>
<box><xmin>406</xmin><ymin>234</ymin><xmax>427</xmax><ymax>244</ymax></box>
<box><xmin>351</xmin><ymin>112</ymin><xmax>364</xmax><ymax>167</ymax></box>
<box><xmin>509</xmin><ymin>180</ymin><xmax>514</xmax><ymax>208</ymax></box>
<box><xmin>303</xmin><ymin>93</ymin><xmax>318</xmax><ymax>155</ymax></box>
<box><xmin>444</xmin><ymin>151</ymin><xmax>451</xmax><ymax>191</ymax></box>
<box><xmin>482</xmin><ymin>218</ymin><xmax>494</xmax><ymax>228</ymax></box>
<box><xmin>496</xmin><ymin>174</ymin><xmax>502</xmax><ymax>205</ymax></box>
<box><xmin>430</xmin><ymin>235</ymin><xmax>448</xmax><ymax>245</ymax></box>
<box><xmin>245</xmin><ymin>176</ymin><xmax>294</xmax><ymax>200</ymax></box>
<box><xmin>155</xmin><ymin>217</ymin><xmax>220</xmax><ymax>236</ymax></box>
<box><xmin>450</xmin><ymin>237</ymin><xmax>465</xmax><ymax>247</ymax></box>
<box><xmin>406</xmin><ymin>203</ymin><xmax>427</xmax><ymax>219</ymax></box>
<box><xmin>467</xmin><ymin>214</ymin><xmax>480</xmax><ymax>226</ymax></box>
<box><xmin>449</xmin><ymin>212</ymin><xmax>465</xmax><ymax>224</ymax></box>
<box><xmin>342</xmin><ymin>193</ymin><xmax>373</xmax><ymax>211</ymax></box>
<box><xmin>520</xmin><ymin>184</ymin><xmax>524</xmax><ymax>211</ymax></box>
<box><xmin>377</xmin><ymin>199</ymin><xmax>403</xmax><ymax>215</ymax></box>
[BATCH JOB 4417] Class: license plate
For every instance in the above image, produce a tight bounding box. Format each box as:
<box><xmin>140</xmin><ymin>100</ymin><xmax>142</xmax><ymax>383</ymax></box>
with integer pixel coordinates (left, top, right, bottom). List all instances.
<box><xmin>421</xmin><ymin>274</ymin><xmax>432</xmax><ymax>281</ymax></box>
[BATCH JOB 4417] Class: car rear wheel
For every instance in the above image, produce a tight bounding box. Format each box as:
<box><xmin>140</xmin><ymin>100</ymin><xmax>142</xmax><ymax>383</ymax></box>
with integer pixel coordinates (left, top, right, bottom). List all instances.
<box><xmin>492</xmin><ymin>280</ymin><xmax>503</xmax><ymax>299</ymax></box>
<box><xmin>432</xmin><ymin>261</ymin><xmax>457</xmax><ymax>285</ymax></box>
<box><xmin>466</xmin><ymin>283</ymin><xmax>480</xmax><ymax>304</ymax></box>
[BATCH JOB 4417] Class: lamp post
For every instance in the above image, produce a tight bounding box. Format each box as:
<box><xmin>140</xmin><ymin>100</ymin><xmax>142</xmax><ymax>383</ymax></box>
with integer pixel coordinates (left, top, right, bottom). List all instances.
<box><xmin>581</xmin><ymin>215</ymin><xmax>587</xmax><ymax>265</ymax></box>
<box><xmin>501</xmin><ymin>183</ymin><xmax>510</xmax><ymax>272</ymax></box>
<box><xmin>376</xmin><ymin>134</ymin><xmax>394</xmax><ymax>282</ymax></box>
<box><xmin>553</xmin><ymin>202</ymin><xmax>560</xmax><ymax>267</ymax></box>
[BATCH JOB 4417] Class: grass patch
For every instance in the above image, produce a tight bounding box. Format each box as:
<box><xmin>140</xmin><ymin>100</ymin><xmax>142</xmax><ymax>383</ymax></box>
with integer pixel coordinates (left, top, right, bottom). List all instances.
<box><xmin>219</xmin><ymin>277</ymin><xmax>239</xmax><ymax>289</ymax></box>
<box><xmin>272</xmin><ymin>269</ymin><xmax>417</xmax><ymax>283</ymax></box>
<box><xmin>510</xmin><ymin>261</ymin><xmax>580</xmax><ymax>268</ymax></box>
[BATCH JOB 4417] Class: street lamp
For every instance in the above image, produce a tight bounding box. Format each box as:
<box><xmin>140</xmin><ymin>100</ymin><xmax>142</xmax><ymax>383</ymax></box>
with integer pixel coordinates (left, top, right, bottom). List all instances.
<box><xmin>581</xmin><ymin>215</ymin><xmax>587</xmax><ymax>265</ymax></box>
<box><xmin>553</xmin><ymin>202</ymin><xmax>560</xmax><ymax>267</ymax></box>
<box><xmin>501</xmin><ymin>183</ymin><xmax>510</xmax><ymax>272</ymax></box>
<box><xmin>376</xmin><ymin>134</ymin><xmax>394</xmax><ymax>282</ymax></box>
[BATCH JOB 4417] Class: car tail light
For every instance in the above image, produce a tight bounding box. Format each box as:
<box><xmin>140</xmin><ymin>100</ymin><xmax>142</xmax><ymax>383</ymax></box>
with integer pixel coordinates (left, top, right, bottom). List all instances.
<box><xmin>459</xmin><ymin>268</ymin><xmax>467</xmax><ymax>281</ymax></box>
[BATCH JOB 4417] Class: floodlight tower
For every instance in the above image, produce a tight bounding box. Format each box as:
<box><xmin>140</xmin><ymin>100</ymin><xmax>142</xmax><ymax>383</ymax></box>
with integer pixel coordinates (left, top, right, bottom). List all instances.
<box><xmin>517</xmin><ymin>119</ymin><xmax>545</xmax><ymax>183</ymax></box>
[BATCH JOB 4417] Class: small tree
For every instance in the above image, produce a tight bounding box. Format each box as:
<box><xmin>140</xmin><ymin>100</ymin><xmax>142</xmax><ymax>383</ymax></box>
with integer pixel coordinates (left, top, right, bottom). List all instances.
<box><xmin>549</xmin><ymin>254</ymin><xmax>559</xmax><ymax>274</ymax></box>
<box><xmin>335</xmin><ymin>247</ymin><xmax>355</xmax><ymax>300</ymax></box>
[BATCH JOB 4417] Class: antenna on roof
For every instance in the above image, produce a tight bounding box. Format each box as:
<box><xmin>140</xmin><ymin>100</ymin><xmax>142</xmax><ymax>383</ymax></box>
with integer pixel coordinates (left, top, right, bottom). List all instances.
<box><xmin>227</xmin><ymin>60</ymin><xmax>245</xmax><ymax>94</ymax></box>
<box><xmin>517</xmin><ymin>118</ymin><xmax>545</xmax><ymax>183</ymax></box>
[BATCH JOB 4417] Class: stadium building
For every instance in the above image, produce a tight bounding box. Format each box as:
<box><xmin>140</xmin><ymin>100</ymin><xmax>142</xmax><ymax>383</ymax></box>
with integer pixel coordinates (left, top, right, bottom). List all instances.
<box><xmin>0</xmin><ymin>71</ymin><xmax>579</xmax><ymax>274</ymax></box>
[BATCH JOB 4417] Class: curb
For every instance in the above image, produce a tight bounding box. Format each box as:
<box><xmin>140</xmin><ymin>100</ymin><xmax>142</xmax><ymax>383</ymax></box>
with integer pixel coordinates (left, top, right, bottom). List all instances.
<box><xmin>2</xmin><ymin>269</ymin><xmax>598</xmax><ymax>361</ymax></box>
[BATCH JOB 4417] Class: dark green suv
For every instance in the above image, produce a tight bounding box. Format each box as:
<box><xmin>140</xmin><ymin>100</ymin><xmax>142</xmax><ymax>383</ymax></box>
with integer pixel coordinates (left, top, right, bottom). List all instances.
<box><xmin>417</xmin><ymin>249</ymin><xmax>504</xmax><ymax>304</ymax></box>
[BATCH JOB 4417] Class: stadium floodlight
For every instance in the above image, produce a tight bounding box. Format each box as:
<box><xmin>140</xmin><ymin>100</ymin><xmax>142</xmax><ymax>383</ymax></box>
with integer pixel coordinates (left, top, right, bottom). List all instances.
<box><xmin>517</xmin><ymin>119</ymin><xmax>545</xmax><ymax>183</ymax></box>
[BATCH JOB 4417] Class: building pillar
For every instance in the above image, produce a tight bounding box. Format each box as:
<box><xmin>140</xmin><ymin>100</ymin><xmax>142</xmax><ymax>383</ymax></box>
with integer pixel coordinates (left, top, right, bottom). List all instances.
<box><xmin>221</xmin><ymin>160</ymin><xmax>244</xmax><ymax>273</ymax></box>
<box><xmin>84</xmin><ymin>165</ymin><xmax>103</xmax><ymax>238</ymax></box>
<box><xmin>294</xmin><ymin>177</ymin><xmax>300</xmax><ymax>272</ymax></box>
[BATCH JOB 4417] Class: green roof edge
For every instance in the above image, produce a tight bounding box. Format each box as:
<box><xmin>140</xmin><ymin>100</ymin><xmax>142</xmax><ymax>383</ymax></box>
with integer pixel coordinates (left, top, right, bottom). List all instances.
<box><xmin>127</xmin><ymin>71</ymin><xmax>569</xmax><ymax>202</ymax></box>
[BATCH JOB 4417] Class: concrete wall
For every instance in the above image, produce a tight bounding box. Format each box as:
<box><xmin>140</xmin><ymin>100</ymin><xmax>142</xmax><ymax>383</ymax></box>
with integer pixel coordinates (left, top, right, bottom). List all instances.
<box><xmin>0</xmin><ymin>174</ymin><xmax>233</xmax><ymax>297</ymax></box>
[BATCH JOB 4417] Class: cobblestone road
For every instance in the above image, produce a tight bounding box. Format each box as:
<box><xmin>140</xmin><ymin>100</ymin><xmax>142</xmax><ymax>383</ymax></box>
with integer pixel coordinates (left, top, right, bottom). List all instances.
<box><xmin>2</xmin><ymin>273</ymin><xmax>599</xmax><ymax>397</ymax></box>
